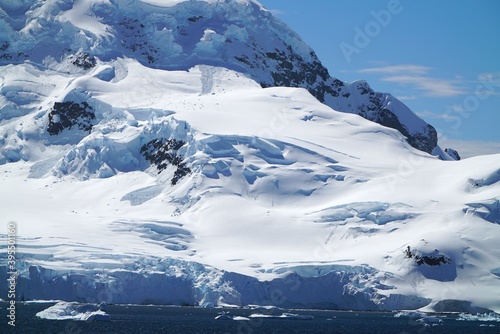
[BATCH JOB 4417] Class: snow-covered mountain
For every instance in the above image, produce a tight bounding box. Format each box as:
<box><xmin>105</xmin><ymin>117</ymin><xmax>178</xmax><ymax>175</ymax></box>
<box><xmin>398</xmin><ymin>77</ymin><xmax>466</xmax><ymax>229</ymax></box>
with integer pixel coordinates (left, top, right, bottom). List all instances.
<box><xmin>0</xmin><ymin>0</ymin><xmax>438</xmax><ymax>154</ymax></box>
<box><xmin>1</xmin><ymin>0</ymin><xmax>499</xmax><ymax>313</ymax></box>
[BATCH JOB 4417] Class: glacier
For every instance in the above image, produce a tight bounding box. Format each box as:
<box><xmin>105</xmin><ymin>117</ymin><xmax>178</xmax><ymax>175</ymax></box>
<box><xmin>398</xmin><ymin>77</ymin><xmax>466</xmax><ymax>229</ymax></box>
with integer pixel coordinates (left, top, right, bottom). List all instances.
<box><xmin>1</xmin><ymin>0</ymin><xmax>500</xmax><ymax>313</ymax></box>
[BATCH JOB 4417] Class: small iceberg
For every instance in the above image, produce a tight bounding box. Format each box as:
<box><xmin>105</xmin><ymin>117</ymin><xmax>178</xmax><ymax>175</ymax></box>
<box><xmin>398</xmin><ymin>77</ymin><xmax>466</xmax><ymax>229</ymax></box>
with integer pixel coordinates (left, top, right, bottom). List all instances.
<box><xmin>416</xmin><ymin>316</ymin><xmax>443</xmax><ymax>325</ymax></box>
<box><xmin>36</xmin><ymin>301</ymin><xmax>110</xmax><ymax>322</ymax></box>
<box><xmin>458</xmin><ymin>313</ymin><xmax>500</xmax><ymax>322</ymax></box>
<box><xmin>248</xmin><ymin>312</ymin><xmax>314</xmax><ymax>320</ymax></box>
<box><xmin>216</xmin><ymin>312</ymin><xmax>313</xmax><ymax>321</ymax></box>
<box><xmin>214</xmin><ymin>313</ymin><xmax>250</xmax><ymax>321</ymax></box>
<box><xmin>215</xmin><ymin>314</ymin><xmax>250</xmax><ymax>321</ymax></box>
<box><xmin>394</xmin><ymin>311</ymin><xmax>426</xmax><ymax>319</ymax></box>
<box><xmin>214</xmin><ymin>314</ymin><xmax>232</xmax><ymax>320</ymax></box>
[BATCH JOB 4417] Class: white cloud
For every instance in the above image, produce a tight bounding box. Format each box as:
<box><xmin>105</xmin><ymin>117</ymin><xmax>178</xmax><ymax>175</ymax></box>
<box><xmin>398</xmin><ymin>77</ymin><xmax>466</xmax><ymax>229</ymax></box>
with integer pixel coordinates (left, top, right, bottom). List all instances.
<box><xmin>356</xmin><ymin>64</ymin><xmax>465</xmax><ymax>98</ymax></box>
<box><xmin>358</xmin><ymin>64</ymin><xmax>431</xmax><ymax>75</ymax></box>
<box><xmin>416</xmin><ymin>110</ymin><xmax>458</xmax><ymax>120</ymax></box>
<box><xmin>382</xmin><ymin>75</ymin><xmax>465</xmax><ymax>97</ymax></box>
<box><xmin>438</xmin><ymin>138</ymin><xmax>500</xmax><ymax>159</ymax></box>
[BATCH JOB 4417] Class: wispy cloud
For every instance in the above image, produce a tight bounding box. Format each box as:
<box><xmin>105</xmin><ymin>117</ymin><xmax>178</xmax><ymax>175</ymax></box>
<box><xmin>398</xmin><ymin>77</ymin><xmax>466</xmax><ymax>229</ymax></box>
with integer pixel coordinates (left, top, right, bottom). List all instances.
<box><xmin>416</xmin><ymin>110</ymin><xmax>458</xmax><ymax>120</ymax></box>
<box><xmin>358</xmin><ymin>64</ymin><xmax>431</xmax><ymax>76</ymax></box>
<box><xmin>382</xmin><ymin>75</ymin><xmax>465</xmax><ymax>97</ymax></box>
<box><xmin>356</xmin><ymin>64</ymin><xmax>466</xmax><ymax>98</ymax></box>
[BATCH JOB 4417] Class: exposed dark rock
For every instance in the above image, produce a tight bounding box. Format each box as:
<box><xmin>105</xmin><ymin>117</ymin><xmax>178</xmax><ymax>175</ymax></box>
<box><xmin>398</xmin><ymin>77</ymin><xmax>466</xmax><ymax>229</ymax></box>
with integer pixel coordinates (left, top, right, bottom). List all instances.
<box><xmin>256</xmin><ymin>47</ymin><xmax>335</xmax><ymax>103</ymax></box>
<box><xmin>188</xmin><ymin>16</ymin><xmax>203</xmax><ymax>22</ymax></box>
<box><xmin>172</xmin><ymin>163</ymin><xmax>191</xmax><ymax>185</ymax></box>
<box><xmin>71</xmin><ymin>52</ymin><xmax>96</xmax><ymax>69</ymax></box>
<box><xmin>118</xmin><ymin>17</ymin><xmax>157</xmax><ymax>64</ymax></box>
<box><xmin>416</xmin><ymin>255</ymin><xmax>451</xmax><ymax>266</ymax></box>
<box><xmin>374</xmin><ymin>109</ymin><xmax>436</xmax><ymax>154</ymax></box>
<box><xmin>140</xmin><ymin>138</ymin><xmax>191</xmax><ymax>185</ymax></box>
<box><xmin>47</xmin><ymin>101</ymin><xmax>96</xmax><ymax>135</ymax></box>
<box><xmin>0</xmin><ymin>41</ymin><xmax>9</xmax><ymax>51</ymax></box>
<box><xmin>405</xmin><ymin>246</ymin><xmax>452</xmax><ymax>266</ymax></box>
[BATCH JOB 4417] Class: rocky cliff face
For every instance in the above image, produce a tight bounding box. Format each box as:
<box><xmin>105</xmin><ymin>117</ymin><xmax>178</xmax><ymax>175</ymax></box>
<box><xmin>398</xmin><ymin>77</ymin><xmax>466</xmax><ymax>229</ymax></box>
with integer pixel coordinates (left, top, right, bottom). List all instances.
<box><xmin>0</xmin><ymin>0</ymin><xmax>437</xmax><ymax>153</ymax></box>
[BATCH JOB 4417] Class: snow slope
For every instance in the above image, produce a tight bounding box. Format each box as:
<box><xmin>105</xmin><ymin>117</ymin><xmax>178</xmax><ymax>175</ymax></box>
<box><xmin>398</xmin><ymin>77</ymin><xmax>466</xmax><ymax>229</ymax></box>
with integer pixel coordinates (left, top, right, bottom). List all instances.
<box><xmin>1</xmin><ymin>0</ymin><xmax>499</xmax><ymax>312</ymax></box>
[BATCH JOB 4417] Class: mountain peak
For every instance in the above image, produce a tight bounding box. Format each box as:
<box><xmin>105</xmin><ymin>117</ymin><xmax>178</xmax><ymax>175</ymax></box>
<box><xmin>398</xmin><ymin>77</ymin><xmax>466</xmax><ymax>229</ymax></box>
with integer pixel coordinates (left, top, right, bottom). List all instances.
<box><xmin>0</xmin><ymin>0</ymin><xmax>437</xmax><ymax>153</ymax></box>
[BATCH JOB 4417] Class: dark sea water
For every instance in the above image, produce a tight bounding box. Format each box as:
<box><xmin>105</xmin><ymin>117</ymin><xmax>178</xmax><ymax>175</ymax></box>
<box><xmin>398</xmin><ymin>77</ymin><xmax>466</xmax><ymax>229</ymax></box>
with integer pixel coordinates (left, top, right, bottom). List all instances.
<box><xmin>1</xmin><ymin>302</ymin><xmax>499</xmax><ymax>334</ymax></box>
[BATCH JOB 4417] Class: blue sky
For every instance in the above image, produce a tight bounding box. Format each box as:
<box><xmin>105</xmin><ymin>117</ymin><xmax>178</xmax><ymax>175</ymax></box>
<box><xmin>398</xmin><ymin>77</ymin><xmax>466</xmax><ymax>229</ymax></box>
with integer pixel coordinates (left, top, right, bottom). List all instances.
<box><xmin>259</xmin><ymin>0</ymin><xmax>500</xmax><ymax>157</ymax></box>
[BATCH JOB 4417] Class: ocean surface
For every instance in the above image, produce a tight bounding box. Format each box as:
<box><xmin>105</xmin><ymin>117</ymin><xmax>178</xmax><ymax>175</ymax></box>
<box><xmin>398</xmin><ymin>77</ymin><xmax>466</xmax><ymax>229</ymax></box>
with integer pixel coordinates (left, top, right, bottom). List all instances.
<box><xmin>1</xmin><ymin>302</ymin><xmax>499</xmax><ymax>334</ymax></box>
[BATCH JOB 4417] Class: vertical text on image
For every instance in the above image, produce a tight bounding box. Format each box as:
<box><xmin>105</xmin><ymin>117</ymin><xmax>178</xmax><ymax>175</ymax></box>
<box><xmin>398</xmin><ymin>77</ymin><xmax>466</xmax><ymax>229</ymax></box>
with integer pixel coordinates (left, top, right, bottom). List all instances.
<box><xmin>6</xmin><ymin>222</ymin><xmax>17</xmax><ymax>327</ymax></box>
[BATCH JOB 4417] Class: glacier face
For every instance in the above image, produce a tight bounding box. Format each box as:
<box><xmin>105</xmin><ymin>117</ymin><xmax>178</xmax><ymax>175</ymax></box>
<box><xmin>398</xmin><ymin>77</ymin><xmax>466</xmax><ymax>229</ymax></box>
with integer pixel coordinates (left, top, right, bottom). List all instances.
<box><xmin>0</xmin><ymin>0</ymin><xmax>437</xmax><ymax>153</ymax></box>
<box><xmin>1</xmin><ymin>0</ymin><xmax>500</xmax><ymax>313</ymax></box>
